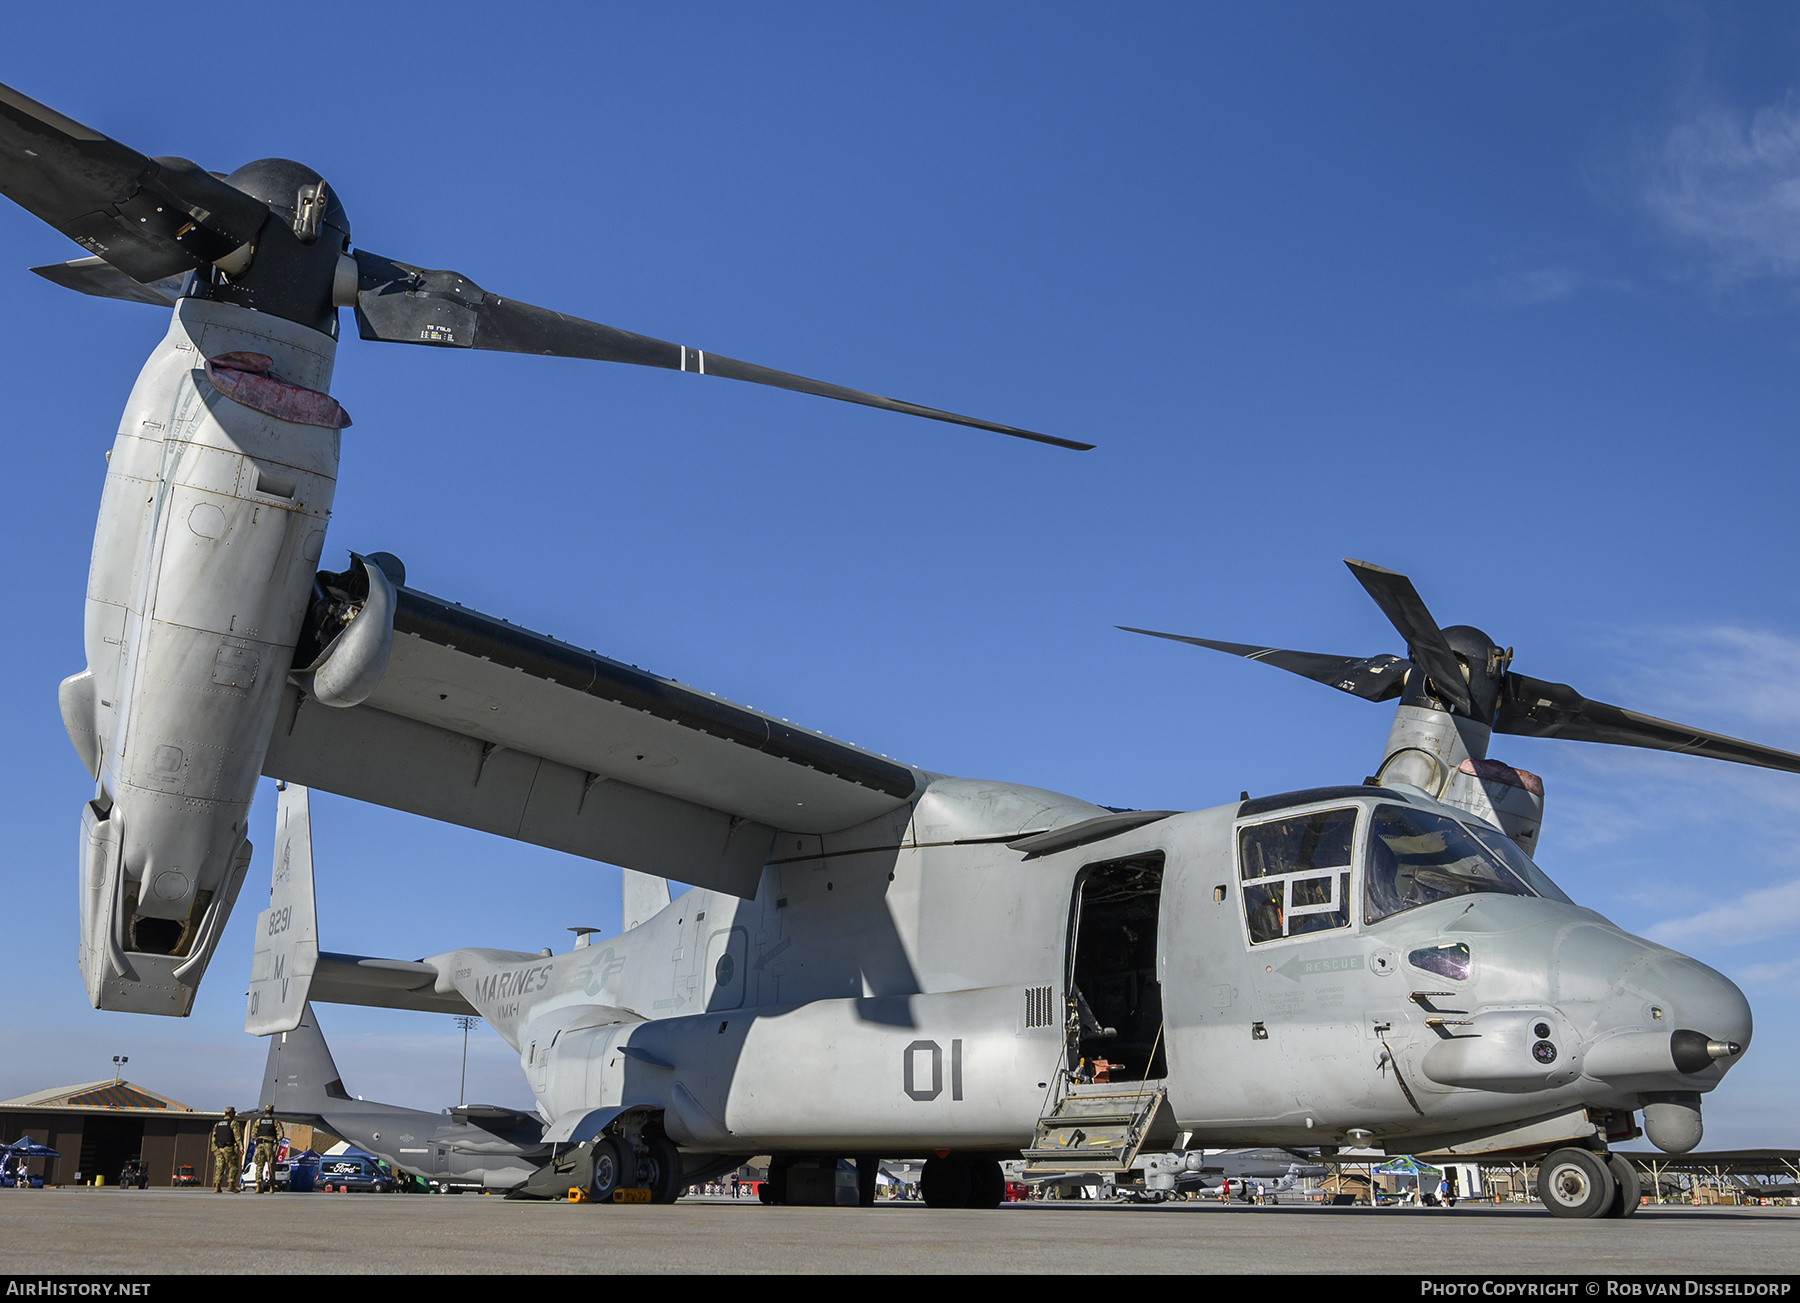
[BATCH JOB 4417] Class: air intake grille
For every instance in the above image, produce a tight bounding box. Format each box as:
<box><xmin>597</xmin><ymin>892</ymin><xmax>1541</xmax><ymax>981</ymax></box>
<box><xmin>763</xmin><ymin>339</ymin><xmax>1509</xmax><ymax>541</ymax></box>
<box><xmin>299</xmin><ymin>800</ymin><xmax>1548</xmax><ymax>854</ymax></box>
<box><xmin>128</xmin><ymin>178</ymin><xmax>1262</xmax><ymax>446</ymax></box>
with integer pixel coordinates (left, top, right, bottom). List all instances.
<box><xmin>1025</xmin><ymin>985</ymin><xmax>1057</xmax><ymax>1029</ymax></box>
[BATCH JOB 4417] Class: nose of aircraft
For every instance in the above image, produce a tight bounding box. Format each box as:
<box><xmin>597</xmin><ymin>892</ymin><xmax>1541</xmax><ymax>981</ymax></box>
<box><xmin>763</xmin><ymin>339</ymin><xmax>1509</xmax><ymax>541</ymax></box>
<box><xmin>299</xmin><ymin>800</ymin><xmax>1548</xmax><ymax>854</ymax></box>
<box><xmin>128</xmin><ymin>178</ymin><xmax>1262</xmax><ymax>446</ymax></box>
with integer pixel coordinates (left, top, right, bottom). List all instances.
<box><xmin>1574</xmin><ymin>945</ymin><xmax>1752</xmax><ymax>1153</ymax></box>
<box><xmin>1634</xmin><ymin>950</ymin><xmax>1753</xmax><ymax>1063</ymax></box>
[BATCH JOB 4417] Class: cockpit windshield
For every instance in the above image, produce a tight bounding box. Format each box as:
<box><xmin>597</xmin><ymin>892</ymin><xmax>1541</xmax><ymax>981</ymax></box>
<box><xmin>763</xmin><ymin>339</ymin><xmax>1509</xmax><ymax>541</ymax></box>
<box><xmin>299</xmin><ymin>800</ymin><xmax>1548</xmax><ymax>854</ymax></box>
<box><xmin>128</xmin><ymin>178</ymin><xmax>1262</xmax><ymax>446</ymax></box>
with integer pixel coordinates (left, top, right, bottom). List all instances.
<box><xmin>1365</xmin><ymin>804</ymin><xmax>1542</xmax><ymax>923</ymax></box>
<box><xmin>1462</xmin><ymin>823</ymin><xmax>1571</xmax><ymax>905</ymax></box>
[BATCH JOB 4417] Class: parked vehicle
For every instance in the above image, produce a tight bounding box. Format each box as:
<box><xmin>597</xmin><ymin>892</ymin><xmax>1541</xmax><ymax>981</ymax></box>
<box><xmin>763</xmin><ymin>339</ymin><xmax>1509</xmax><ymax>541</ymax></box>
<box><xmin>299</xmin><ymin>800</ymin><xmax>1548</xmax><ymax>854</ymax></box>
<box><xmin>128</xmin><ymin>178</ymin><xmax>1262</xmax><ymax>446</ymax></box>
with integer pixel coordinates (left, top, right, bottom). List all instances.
<box><xmin>171</xmin><ymin>1164</ymin><xmax>198</xmax><ymax>1187</ymax></box>
<box><xmin>118</xmin><ymin>1158</ymin><xmax>150</xmax><ymax>1189</ymax></box>
<box><xmin>239</xmin><ymin>1151</ymin><xmax>320</xmax><ymax>1192</ymax></box>
<box><xmin>316</xmin><ymin>1156</ymin><xmax>396</xmax><ymax>1193</ymax></box>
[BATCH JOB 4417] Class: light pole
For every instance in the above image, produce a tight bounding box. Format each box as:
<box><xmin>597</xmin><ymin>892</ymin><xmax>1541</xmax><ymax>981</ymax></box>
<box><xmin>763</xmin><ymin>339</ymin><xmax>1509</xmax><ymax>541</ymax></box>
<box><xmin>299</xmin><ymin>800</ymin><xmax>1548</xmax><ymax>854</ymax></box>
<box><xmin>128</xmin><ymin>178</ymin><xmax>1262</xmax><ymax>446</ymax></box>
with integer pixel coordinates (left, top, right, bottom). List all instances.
<box><xmin>110</xmin><ymin>1055</ymin><xmax>128</xmax><ymax>1084</ymax></box>
<box><xmin>453</xmin><ymin>1016</ymin><xmax>481</xmax><ymax>1106</ymax></box>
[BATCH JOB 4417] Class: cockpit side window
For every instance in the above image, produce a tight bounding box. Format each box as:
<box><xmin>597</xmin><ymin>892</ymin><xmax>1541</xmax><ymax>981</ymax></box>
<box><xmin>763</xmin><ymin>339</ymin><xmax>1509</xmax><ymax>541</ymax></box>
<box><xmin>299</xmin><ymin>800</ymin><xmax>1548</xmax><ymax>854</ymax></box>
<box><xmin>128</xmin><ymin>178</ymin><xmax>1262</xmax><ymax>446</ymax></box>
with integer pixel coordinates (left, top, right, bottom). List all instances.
<box><xmin>1237</xmin><ymin>807</ymin><xmax>1356</xmax><ymax>944</ymax></box>
<box><xmin>1365</xmin><ymin>805</ymin><xmax>1536</xmax><ymax>924</ymax></box>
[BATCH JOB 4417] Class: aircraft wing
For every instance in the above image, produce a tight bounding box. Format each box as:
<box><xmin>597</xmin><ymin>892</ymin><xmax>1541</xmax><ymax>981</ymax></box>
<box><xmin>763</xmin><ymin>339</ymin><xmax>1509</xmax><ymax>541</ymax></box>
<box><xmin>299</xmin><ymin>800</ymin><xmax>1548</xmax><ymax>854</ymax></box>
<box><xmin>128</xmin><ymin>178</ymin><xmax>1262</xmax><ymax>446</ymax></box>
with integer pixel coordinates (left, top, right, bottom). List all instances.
<box><xmin>263</xmin><ymin>580</ymin><xmax>923</xmax><ymax>897</ymax></box>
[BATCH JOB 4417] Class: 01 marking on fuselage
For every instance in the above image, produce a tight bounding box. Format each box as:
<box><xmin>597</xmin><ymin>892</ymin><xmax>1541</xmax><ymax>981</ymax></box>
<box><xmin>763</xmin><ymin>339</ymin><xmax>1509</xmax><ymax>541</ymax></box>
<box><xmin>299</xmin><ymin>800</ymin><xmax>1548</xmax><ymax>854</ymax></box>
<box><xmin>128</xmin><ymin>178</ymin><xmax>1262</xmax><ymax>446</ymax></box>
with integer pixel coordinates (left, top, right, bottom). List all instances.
<box><xmin>903</xmin><ymin>1039</ymin><xmax>965</xmax><ymax>1103</ymax></box>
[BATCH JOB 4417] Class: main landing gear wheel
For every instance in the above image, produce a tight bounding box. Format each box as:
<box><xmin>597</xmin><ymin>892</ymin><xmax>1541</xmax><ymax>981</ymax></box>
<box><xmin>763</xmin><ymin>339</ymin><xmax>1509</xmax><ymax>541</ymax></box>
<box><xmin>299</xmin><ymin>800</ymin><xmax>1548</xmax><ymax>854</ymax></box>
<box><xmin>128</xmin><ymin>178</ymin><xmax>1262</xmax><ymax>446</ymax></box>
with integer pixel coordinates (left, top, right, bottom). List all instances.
<box><xmin>762</xmin><ymin>1156</ymin><xmax>790</xmax><ymax>1205</ymax></box>
<box><xmin>920</xmin><ymin>1157</ymin><xmax>1004</xmax><ymax>1208</ymax></box>
<box><xmin>856</xmin><ymin>1155</ymin><xmax>880</xmax><ymax>1207</ymax></box>
<box><xmin>587</xmin><ymin>1138</ymin><xmax>622</xmax><ymax>1203</ymax></box>
<box><xmin>966</xmin><ymin>1159</ymin><xmax>1005</xmax><ymax>1209</ymax></box>
<box><xmin>640</xmin><ymin>1132</ymin><xmax>684</xmax><ymax>1205</ymax></box>
<box><xmin>1538</xmin><ymin>1148</ymin><xmax>1615</xmax><ymax>1220</ymax></box>
<box><xmin>1604</xmin><ymin>1153</ymin><xmax>1642</xmax><ymax>1218</ymax></box>
<box><xmin>920</xmin><ymin>1157</ymin><xmax>971</xmax><ymax>1208</ymax></box>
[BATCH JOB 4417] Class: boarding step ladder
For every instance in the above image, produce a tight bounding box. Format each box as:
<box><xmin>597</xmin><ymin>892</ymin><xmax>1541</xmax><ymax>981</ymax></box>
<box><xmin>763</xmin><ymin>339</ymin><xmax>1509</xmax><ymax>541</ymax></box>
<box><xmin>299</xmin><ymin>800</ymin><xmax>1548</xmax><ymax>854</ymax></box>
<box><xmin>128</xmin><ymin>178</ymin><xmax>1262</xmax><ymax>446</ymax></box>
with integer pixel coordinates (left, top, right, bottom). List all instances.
<box><xmin>1020</xmin><ymin>1082</ymin><xmax>1173</xmax><ymax>1175</ymax></box>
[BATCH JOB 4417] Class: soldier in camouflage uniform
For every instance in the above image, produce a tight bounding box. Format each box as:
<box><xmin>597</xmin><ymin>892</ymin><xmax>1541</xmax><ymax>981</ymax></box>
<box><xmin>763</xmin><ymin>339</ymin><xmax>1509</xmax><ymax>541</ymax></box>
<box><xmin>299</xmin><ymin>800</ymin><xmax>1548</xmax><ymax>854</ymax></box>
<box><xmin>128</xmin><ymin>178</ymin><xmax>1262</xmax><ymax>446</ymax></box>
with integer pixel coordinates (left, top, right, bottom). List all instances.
<box><xmin>210</xmin><ymin>1106</ymin><xmax>244</xmax><ymax>1193</ymax></box>
<box><xmin>250</xmin><ymin>1104</ymin><xmax>285</xmax><ymax>1193</ymax></box>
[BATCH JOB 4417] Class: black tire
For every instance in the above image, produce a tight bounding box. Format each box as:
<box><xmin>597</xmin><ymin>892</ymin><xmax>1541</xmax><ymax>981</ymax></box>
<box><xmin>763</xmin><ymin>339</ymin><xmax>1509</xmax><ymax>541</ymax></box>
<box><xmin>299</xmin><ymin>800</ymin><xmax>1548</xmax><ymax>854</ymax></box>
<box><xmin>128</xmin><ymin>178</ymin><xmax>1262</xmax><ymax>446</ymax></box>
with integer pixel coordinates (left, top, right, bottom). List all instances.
<box><xmin>920</xmin><ymin>1157</ymin><xmax>971</xmax><ymax>1209</ymax></box>
<box><xmin>764</xmin><ymin>1157</ymin><xmax>791</xmax><ymax>1205</ymax></box>
<box><xmin>640</xmin><ymin>1132</ymin><xmax>683</xmax><ymax>1204</ymax></box>
<box><xmin>966</xmin><ymin>1159</ymin><xmax>1005</xmax><ymax>1209</ymax></box>
<box><xmin>1604</xmin><ymin>1154</ymin><xmax>1642</xmax><ymax>1218</ymax></box>
<box><xmin>588</xmin><ymin>1138</ymin><xmax>623</xmax><ymax>1203</ymax></box>
<box><xmin>855</xmin><ymin>1155</ymin><xmax>880</xmax><ymax>1207</ymax></box>
<box><xmin>1538</xmin><ymin>1148</ymin><xmax>1615</xmax><ymax>1219</ymax></box>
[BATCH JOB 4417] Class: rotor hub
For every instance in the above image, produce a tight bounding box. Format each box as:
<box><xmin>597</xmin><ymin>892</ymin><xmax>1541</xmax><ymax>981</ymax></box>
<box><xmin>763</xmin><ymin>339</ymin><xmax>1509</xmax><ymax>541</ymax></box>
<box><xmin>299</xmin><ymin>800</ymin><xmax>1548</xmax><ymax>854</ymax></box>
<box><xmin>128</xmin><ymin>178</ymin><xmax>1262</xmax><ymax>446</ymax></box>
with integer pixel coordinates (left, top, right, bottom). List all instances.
<box><xmin>223</xmin><ymin>159</ymin><xmax>350</xmax><ymax>247</ymax></box>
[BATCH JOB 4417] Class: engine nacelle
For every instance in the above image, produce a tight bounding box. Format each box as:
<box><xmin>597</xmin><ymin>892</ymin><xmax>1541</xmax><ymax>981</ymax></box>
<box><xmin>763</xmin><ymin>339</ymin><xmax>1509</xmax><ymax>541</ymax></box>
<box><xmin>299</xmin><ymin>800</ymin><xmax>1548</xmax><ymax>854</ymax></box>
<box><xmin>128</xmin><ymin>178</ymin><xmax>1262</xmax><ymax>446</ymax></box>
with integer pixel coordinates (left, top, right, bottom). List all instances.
<box><xmin>1374</xmin><ymin>703</ymin><xmax>1545</xmax><ymax>855</ymax></box>
<box><xmin>65</xmin><ymin>295</ymin><xmax>343</xmax><ymax>1014</ymax></box>
<box><xmin>1440</xmin><ymin>758</ymin><xmax>1544</xmax><ymax>857</ymax></box>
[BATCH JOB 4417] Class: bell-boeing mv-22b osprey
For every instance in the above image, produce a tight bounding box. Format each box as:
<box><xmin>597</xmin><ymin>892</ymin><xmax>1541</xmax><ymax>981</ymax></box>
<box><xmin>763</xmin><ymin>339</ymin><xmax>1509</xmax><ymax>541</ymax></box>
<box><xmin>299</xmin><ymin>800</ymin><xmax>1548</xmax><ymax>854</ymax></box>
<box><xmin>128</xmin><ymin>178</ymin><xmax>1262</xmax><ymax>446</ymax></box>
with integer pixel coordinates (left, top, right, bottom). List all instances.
<box><xmin>4</xmin><ymin>77</ymin><xmax>1788</xmax><ymax>1220</ymax></box>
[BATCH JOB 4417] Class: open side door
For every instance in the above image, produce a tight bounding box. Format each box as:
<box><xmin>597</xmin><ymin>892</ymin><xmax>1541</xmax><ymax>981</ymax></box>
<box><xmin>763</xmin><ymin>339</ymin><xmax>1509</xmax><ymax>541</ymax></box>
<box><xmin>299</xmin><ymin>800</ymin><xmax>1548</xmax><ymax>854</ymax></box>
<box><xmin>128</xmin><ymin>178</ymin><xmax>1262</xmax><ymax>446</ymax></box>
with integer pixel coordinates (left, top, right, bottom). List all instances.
<box><xmin>1064</xmin><ymin>852</ymin><xmax>1168</xmax><ymax>1083</ymax></box>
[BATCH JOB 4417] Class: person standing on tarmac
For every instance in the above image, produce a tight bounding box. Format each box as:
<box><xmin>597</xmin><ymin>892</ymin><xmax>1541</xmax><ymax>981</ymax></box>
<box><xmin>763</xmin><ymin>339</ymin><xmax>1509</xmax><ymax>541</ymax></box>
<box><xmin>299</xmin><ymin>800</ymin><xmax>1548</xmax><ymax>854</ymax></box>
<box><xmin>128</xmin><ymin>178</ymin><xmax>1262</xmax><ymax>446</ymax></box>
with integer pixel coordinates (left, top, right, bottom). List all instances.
<box><xmin>211</xmin><ymin>1107</ymin><xmax>244</xmax><ymax>1193</ymax></box>
<box><xmin>250</xmin><ymin>1105</ymin><xmax>285</xmax><ymax>1193</ymax></box>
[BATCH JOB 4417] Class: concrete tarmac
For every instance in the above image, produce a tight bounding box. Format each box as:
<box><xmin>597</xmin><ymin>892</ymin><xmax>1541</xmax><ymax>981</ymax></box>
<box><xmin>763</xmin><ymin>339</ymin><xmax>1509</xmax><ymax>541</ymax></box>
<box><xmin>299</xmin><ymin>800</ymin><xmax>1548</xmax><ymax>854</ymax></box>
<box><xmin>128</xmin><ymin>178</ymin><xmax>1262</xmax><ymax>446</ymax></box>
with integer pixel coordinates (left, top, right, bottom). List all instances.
<box><xmin>2</xmin><ymin>1190</ymin><xmax>1797</xmax><ymax>1275</ymax></box>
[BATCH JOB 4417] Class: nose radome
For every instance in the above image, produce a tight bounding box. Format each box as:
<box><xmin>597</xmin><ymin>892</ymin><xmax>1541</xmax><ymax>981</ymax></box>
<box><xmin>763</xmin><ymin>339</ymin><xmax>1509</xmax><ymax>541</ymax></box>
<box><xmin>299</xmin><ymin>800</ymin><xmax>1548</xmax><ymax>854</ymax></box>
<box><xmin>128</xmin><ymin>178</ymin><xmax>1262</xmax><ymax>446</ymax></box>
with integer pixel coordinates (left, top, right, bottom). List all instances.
<box><xmin>1640</xmin><ymin>952</ymin><xmax>1754</xmax><ymax>1057</ymax></box>
<box><xmin>1584</xmin><ymin>951</ymin><xmax>1751</xmax><ymax>1155</ymax></box>
<box><xmin>1551</xmin><ymin>924</ymin><xmax>1657</xmax><ymax>1004</ymax></box>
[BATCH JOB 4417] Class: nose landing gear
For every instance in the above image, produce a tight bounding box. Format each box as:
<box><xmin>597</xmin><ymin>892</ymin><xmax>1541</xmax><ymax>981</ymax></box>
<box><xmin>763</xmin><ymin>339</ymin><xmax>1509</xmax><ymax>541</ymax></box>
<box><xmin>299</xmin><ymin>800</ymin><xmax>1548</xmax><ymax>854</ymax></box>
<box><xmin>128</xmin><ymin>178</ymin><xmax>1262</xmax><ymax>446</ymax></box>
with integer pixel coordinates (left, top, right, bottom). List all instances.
<box><xmin>1604</xmin><ymin>1153</ymin><xmax>1641</xmax><ymax>1218</ymax></box>
<box><xmin>1537</xmin><ymin>1147</ymin><xmax>1641</xmax><ymax>1219</ymax></box>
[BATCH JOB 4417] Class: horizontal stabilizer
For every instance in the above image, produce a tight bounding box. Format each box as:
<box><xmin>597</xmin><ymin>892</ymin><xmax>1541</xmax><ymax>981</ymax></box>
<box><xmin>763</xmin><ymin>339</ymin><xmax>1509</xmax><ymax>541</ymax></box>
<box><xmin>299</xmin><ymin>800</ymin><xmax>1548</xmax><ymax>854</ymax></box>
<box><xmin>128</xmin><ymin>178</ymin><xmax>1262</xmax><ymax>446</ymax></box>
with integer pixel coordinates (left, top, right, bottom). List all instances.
<box><xmin>452</xmin><ymin>1104</ymin><xmax>543</xmax><ymax>1131</ymax></box>
<box><xmin>310</xmin><ymin>952</ymin><xmax>476</xmax><ymax>1017</ymax></box>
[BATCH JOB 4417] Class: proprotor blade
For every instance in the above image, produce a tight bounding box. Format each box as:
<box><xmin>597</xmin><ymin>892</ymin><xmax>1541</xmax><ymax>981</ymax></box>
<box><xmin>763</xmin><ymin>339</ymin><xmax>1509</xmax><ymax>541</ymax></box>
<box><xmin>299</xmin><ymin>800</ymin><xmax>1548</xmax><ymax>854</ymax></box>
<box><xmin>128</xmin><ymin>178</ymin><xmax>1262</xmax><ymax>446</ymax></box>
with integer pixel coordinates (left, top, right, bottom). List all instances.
<box><xmin>1117</xmin><ymin>627</ymin><xmax>1410</xmax><ymax>702</ymax></box>
<box><xmin>1343</xmin><ymin>559</ymin><xmax>1472</xmax><ymax>714</ymax></box>
<box><xmin>1497</xmin><ymin>673</ymin><xmax>1800</xmax><ymax>774</ymax></box>
<box><xmin>349</xmin><ymin>250</ymin><xmax>1092</xmax><ymax>451</ymax></box>
<box><xmin>30</xmin><ymin>256</ymin><xmax>183</xmax><ymax>306</ymax></box>
<box><xmin>0</xmin><ymin>80</ymin><xmax>268</xmax><ymax>283</ymax></box>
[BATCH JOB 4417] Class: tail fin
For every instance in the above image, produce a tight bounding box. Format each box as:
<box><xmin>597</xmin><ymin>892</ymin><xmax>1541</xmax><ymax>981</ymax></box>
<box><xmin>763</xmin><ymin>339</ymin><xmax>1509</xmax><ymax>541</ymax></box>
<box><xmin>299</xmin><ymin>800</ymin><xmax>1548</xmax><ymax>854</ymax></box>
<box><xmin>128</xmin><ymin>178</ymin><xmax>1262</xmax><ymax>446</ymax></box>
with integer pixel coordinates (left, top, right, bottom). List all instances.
<box><xmin>623</xmin><ymin>868</ymin><xmax>670</xmax><ymax>931</ymax></box>
<box><xmin>243</xmin><ymin>783</ymin><xmax>477</xmax><ymax>1020</ymax></box>
<box><xmin>259</xmin><ymin>1001</ymin><xmax>352</xmax><ymax>1114</ymax></box>
<box><xmin>246</xmin><ymin>783</ymin><xmax>320</xmax><ymax>1035</ymax></box>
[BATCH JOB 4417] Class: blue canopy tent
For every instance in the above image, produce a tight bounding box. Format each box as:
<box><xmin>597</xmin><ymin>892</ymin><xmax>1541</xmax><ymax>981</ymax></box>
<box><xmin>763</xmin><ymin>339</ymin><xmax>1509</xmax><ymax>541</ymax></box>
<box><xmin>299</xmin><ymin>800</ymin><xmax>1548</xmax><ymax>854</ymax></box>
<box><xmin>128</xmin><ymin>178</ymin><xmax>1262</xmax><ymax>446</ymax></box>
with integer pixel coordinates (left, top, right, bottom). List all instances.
<box><xmin>2</xmin><ymin>1136</ymin><xmax>61</xmax><ymax>1188</ymax></box>
<box><xmin>1373</xmin><ymin>1155</ymin><xmax>1449</xmax><ymax>1204</ymax></box>
<box><xmin>1374</xmin><ymin>1155</ymin><xmax>1442</xmax><ymax>1181</ymax></box>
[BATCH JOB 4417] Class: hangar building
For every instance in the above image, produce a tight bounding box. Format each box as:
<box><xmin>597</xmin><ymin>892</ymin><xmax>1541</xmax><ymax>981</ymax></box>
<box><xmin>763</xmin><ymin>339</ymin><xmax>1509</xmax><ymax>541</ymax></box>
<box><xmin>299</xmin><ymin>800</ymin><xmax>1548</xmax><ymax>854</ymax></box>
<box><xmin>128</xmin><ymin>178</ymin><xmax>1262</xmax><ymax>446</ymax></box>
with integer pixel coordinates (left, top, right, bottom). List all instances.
<box><xmin>0</xmin><ymin>1079</ymin><xmax>227</xmax><ymax>1187</ymax></box>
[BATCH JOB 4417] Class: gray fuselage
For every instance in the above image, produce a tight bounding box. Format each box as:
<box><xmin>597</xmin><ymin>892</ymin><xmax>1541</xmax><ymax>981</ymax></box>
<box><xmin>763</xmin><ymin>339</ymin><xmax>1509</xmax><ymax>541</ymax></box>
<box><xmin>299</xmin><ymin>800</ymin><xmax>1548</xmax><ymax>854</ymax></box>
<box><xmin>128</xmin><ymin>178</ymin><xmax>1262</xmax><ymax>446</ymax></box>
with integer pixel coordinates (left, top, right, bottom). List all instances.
<box><xmin>426</xmin><ymin>775</ymin><xmax>1750</xmax><ymax>1158</ymax></box>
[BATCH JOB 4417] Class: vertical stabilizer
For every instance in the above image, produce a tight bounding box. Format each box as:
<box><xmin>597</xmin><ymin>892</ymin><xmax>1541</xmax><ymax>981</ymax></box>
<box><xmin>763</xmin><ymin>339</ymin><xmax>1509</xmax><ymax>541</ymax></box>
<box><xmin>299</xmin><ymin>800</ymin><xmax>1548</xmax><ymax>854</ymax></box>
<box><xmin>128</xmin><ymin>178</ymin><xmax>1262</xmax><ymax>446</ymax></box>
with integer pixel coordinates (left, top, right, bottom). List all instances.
<box><xmin>623</xmin><ymin>868</ymin><xmax>670</xmax><ymax>931</ymax></box>
<box><xmin>246</xmin><ymin>784</ymin><xmax>320</xmax><ymax>1035</ymax></box>
<box><xmin>260</xmin><ymin>1001</ymin><xmax>351</xmax><ymax>1112</ymax></box>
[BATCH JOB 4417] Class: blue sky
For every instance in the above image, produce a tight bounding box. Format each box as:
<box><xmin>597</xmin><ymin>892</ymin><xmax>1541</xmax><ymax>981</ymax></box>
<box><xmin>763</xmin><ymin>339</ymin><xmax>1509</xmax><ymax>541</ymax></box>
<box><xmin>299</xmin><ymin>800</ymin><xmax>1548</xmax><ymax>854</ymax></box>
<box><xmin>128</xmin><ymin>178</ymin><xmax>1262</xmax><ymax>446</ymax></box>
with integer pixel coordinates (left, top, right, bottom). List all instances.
<box><xmin>4</xmin><ymin>3</ymin><xmax>1800</xmax><ymax>1147</ymax></box>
